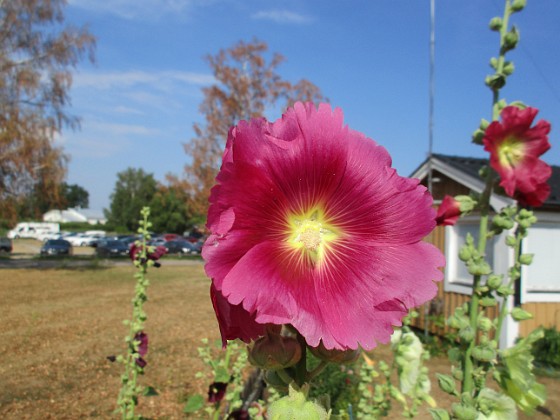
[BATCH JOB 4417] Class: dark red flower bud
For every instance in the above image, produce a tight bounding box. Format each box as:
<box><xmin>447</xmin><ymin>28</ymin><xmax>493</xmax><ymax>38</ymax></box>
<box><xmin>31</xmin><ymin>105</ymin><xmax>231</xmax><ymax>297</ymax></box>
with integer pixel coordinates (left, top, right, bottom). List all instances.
<box><xmin>208</xmin><ymin>382</ymin><xmax>228</xmax><ymax>403</ymax></box>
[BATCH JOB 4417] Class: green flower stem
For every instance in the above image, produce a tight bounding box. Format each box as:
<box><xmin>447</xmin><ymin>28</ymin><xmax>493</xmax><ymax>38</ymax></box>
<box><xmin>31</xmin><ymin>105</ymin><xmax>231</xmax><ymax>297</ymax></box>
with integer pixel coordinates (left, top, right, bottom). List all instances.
<box><xmin>294</xmin><ymin>333</ymin><xmax>308</xmax><ymax>387</ymax></box>
<box><xmin>462</xmin><ymin>0</ymin><xmax>514</xmax><ymax>395</ymax></box>
<box><xmin>462</xmin><ymin>172</ymin><xmax>495</xmax><ymax>394</ymax></box>
<box><xmin>495</xmin><ymin>222</ymin><xmax>522</xmax><ymax>336</ymax></box>
<box><xmin>306</xmin><ymin>360</ymin><xmax>328</xmax><ymax>382</ymax></box>
<box><xmin>117</xmin><ymin>208</ymin><xmax>153</xmax><ymax>420</ymax></box>
<box><xmin>492</xmin><ymin>0</ymin><xmax>512</xmax><ymax>118</ymax></box>
<box><xmin>277</xmin><ymin>367</ymin><xmax>296</xmax><ymax>385</ymax></box>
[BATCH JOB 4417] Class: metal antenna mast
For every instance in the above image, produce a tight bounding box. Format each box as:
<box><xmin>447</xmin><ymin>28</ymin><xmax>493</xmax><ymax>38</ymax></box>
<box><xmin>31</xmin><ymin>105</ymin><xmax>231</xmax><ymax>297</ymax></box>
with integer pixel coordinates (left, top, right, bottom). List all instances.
<box><xmin>425</xmin><ymin>0</ymin><xmax>436</xmax><ymax>338</ymax></box>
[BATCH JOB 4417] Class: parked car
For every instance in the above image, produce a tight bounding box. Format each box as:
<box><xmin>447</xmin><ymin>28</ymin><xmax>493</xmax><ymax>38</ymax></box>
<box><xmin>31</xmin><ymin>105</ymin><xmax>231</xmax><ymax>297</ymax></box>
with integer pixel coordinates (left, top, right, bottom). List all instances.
<box><xmin>38</xmin><ymin>232</ymin><xmax>64</xmax><ymax>242</ymax></box>
<box><xmin>40</xmin><ymin>239</ymin><xmax>73</xmax><ymax>256</ymax></box>
<box><xmin>0</xmin><ymin>237</ymin><xmax>13</xmax><ymax>253</ymax></box>
<box><xmin>66</xmin><ymin>233</ymin><xmax>103</xmax><ymax>247</ymax></box>
<box><xmin>120</xmin><ymin>236</ymin><xmax>138</xmax><ymax>249</ymax></box>
<box><xmin>96</xmin><ymin>240</ymin><xmax>130</xmax><ymax>258</ymax></box>
<box><xmin>163</xmin><ymin>240</ymin><xmax>197</xmax><ymax>255</ymax></box>
<box><xmin>148</xmin><ymin>237</ymin><xmax>167</xmax><ymax>247</ymax></box>
<box><xmin>163</xmin><ymin>233</ymin><xmax>181</xmax><ymax>241</ymax></box>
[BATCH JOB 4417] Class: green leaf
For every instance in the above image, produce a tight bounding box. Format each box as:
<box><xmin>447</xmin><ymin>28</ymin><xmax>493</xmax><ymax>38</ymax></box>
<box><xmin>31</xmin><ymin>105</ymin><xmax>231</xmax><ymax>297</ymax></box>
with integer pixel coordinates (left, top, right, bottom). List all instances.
<box><xmin>496</xmin><ymin>329</ymin><xmax>547</xmax><ymax>414</ymax></box>
<box><xmin>183</xmin><ymin>394</ymin><xmax>205</xmax><ymax>413</ymax></box>
<box><xmin>214</xmin><ymin>366</ymin><xmax>230</xmax><ymax>383</ymax></box>
<box><xmin>429</xmin><ymin>408</ymin><xmax>450</xmax><ymax>420</ymax></box>
<box><xmin>476</xmin><ymin>388</ymin><xmax>517</xmax><ymax>419</ymax></box>
<box><xmin>143</xmin><ymin>385</ymin><xmax>159</xmax><ymax>397</ymax></box>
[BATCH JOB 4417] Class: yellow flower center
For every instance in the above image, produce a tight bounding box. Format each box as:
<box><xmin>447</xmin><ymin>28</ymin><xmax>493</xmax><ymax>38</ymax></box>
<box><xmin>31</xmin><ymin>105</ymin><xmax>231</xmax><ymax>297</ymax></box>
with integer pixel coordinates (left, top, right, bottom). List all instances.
<box><xmin>498</xmin><ymin>136</ymin><xmax>525</xmax><ymax>169</ymax></box>
<box><xmin>286</xmin><ymin>208</ymin><xmax>339</xmax><ymax>265</ymax></box>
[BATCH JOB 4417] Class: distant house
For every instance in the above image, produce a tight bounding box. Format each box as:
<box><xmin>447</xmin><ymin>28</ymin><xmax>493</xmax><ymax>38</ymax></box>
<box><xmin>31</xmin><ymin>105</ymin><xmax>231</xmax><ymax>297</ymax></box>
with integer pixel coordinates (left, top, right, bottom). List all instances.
<box><xmin>43</xmin><ymin>208</ymin><xmax>107</xmax><ymax>225</ymax></box>
<box><xmin>411</xmin><ymin>153</ymin><xmax>560</xmax><ymax>348</ymax></box>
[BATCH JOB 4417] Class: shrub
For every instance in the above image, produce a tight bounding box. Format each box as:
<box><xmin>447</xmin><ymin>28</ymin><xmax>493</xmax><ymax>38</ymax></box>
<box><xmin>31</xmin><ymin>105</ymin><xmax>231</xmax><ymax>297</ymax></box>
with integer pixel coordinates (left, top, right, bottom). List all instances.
<box><xmin>532</xmin><ymin>327</ymin><xmax>560</xmax><ymax>370</ymax></box>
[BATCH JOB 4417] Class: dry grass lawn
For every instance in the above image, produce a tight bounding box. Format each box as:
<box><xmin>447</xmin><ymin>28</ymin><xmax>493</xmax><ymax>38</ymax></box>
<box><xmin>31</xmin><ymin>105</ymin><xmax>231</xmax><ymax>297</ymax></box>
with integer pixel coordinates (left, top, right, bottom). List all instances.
<box><xmin>0</xmin><ymin>263</ymin><xmax>222</xmax><ymax>419</ymax></box>
<box><xmin>0</xmin><ymin>254</ymin><xmax>558</xmax><ymax>419</ymax></box>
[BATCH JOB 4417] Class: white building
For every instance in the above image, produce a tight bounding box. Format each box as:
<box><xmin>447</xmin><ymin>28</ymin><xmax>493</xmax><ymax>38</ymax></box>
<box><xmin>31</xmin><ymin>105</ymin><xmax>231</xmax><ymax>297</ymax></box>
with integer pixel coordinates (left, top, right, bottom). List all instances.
<box><xmin>43</xmin><ymin>208</ymin><xmax>107</xmax><ymax>225</ymax></box>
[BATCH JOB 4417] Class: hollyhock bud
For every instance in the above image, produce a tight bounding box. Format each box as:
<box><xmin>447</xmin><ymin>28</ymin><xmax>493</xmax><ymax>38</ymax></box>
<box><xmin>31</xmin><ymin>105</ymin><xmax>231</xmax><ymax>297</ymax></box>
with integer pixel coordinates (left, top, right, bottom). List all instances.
<box><xmin>309</xmin><ymin>342</ymin><xmax>360</xmax><ymax>364</ymax></box>
<box><xmin>437</xmin><ymin>373</ymin><xmax>457</xmax><ymax>395</ymax></box>
<box><xmin>435</xmin><ymin>195</ymin><xmax>461</xmax><ymax>226</ymax></box>
<box><xmin>208</xmin><ymin>382</ymin><xmax>228</xmax><ymax>403</ymax></box>
<box><xmin>489</xmin><ymin>17</ymin><xmax>502</xmax><ymax>31</ymax></box>
<box><xmin>452</xmin><ymin>403</ymin><xmax>478</xmax><ymax>420</ymax></box>
<box><xmin>487</xmin><ymin>274</ymin><xmax>503</xmax><ymax>290</ymax></box>
<box><xmin>511</xmin><ymin>0</ymin><xmax>526</xmax><ymax>12</ymax></box>
<box><xmin>503</xmin><ymin>27</ymin><xmax>519</xmax><ymax>51</ymax></box>
<box><xmin>519</xmin><ymin>253</ymin><xmax>534</xmax><ymax>265</ymax></box>
<box><xmin>248</xmin><ymin>327</ymin><xmax>302</xmax><ymax>370</ymax></box>
<box><xmin>477</xmin><ymin>317</ymin><xmax>493</xmax><ymax>332</ymax></box>
<box><xmin>267</xmin><ymin>383</ymin><xmax>329</xmax><ymax>420</ymax></box>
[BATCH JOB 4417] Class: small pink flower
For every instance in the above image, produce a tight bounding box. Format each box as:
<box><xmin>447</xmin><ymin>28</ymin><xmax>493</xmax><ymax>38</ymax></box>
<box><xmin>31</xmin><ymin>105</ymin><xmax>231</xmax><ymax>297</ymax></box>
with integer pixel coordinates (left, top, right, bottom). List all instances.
<box><xmin>203</xmin><ymin>103</ymin><xmax>444</xmax><ymax>350</ymax></box>
<box><xmin>483</xmin><ymin>106</ymin><xmax>552</xmax><ymax>207</ymax></box>
<box><xmin>435</xmin><ymin>195</ymin><xmax>462</xmax><ymax>226</ymax></box>
<box><xmin>130</xmin><ymin>243</ymin><xmax>167</xmax><ymax>267</ymax></box>
<box><xmin>208</xmin><ymin>382</ymin><xmax>228</xmax><ymax>403</ymax></box>
<box><xmin>133</xmin><ymin>331</ymin><xmax>148</xmax><ymax>368</ymax></box>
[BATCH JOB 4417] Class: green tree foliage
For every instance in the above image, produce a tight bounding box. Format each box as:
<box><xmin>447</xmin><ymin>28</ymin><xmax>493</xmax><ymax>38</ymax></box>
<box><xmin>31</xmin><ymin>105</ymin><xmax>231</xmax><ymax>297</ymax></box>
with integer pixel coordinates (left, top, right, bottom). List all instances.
<box><xmin>148</xmin><ymin>184</ymin><xmax>191</xmax><ymax>234</ymax></box>
<box><xmin>106</xmin><ymin>168</ymin><xmax>157</xmax><ymax>231</ymax></box>
<box><xmin>0</xmin><ymin>0</ymin><xmax>95</xmax><ymax>223</ymax></box>
<box><xmin>61</xmin><ymin>183</ymin><xmax>89</xmax><ymax>209</ymax></box>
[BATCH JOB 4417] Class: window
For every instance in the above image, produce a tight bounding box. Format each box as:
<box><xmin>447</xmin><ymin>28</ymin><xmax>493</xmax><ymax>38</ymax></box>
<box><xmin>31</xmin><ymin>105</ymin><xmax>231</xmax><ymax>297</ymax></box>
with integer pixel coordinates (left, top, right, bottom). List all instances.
<box><xmin>521</xmin><ymin>222</ymin><xmax>560</xmax><ymax>294</ymax></box>
<box><xmin>444</xmin><ymin>218</ymin><xmax>499</xmax><ymax>294</ymax></box>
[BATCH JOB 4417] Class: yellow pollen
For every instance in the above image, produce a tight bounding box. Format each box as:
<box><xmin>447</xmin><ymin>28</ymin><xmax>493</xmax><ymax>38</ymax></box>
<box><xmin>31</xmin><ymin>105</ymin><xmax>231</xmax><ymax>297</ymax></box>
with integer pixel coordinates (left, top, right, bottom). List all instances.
<box><xmin>299</xmin><ymin>227</ymin><xmax>323</xmax><ymax>251</ymax></box>
<box><xmin>286</xmin><ymin>208</ymin><xmax>339</xmax><ymax>265</ymax></box>
<box><xmin>499</xmin><ymin>137</ymin><xmax>524</xmax><ymax>168</ymax></box>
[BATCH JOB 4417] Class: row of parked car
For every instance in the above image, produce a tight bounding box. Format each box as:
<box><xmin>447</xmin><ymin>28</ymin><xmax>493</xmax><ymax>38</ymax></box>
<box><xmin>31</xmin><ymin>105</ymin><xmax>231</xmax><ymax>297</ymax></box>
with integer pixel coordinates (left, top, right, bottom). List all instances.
<box><xmin>39</xmin><ymin>232</ymin><xmax>204</xmax><ymax>258</ymax></box>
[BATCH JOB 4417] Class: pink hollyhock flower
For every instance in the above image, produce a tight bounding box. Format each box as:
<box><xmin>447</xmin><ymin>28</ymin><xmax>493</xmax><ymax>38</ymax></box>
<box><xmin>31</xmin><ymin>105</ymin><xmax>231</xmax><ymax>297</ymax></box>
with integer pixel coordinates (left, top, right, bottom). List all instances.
<box><xmin>435</xmin><ymin>195</ymin><xmax>461</xmax><ymax>226</ymax></box>
<box><xmin>483</xmin><ymin>106</ymin><xmax>552</xmax><ymax>207</ymax></box>
<box><xmin>208</xmin><ymin>382</ymin><xmax>228</xmax><ymax>403</ymax></box>
<box><xmin>133</xmin><ymin>331</ymin><xmax>148</xmax><ymax>368</ymax></box>
<box><xmin>203</xmin><ymin>102</ymin><xmax>444</xmax><ymax>351</ymax></box>
<box><xmin>130</xmin><ymin>243</ymin><xmax>167</xmax><ymax>267</ymax></box>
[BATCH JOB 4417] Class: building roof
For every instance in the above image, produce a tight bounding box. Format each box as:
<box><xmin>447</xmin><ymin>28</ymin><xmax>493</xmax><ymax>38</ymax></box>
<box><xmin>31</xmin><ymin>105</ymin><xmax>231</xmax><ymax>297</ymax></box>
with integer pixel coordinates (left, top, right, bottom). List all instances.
<box><xmin>412</xmin><ymin>153</ymin><xmax>560</xmax><ymax>209</ymax></box>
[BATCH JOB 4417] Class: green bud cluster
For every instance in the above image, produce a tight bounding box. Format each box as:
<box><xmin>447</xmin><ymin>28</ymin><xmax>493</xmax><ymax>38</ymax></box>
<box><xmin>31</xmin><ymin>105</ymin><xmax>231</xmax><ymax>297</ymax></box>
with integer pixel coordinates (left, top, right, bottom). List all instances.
<box><xmin>267</xmin><ymin>383</ymin><xmax>330</xmax><ymax>420</ymax></box>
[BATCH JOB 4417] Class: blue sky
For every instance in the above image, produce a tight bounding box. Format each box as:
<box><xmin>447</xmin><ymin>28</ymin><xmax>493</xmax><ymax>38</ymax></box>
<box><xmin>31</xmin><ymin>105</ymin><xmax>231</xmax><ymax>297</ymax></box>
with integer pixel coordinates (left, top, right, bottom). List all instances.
<box><xmin>61</xmin><ymin>0</ymin><xmax>560</xmax><ymax>211</ymax></box>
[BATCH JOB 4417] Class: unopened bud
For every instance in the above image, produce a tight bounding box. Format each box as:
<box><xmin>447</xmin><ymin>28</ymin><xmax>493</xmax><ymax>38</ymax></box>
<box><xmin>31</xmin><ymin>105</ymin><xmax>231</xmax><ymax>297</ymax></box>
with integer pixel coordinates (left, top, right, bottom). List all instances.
<box><xmin>452</xmin><ymin>403</ymin><xmax>477</xmax><ymax>420</ymax></box>
<box><xmin>519</xmin><ymin>253</ymin><xmax>534</xmax><ymax>265</ymax></box>
<box><xmin>248</xmin><ymin>327</ymin><xmax>302</xmax><ymax>370</ymax></box>
<box><xmin>503</xmin><ymin>27</ymin><xmax>519</xmax><ymax>51</ymax></box>
<box><xmin>489</xmin><ymin>17</ymin><xmax>503</xmax><ymax>31</ymax></box>
<box><xmin>477</xmin><ymin>317</ymin><xmax>493</xmax><ymax>332</ymax></box>
<box><xmin>437</xmin><ymin>374</ymin><xmax>457</xmax><ymax>395</ymax></box>
<box><xmin>503</xmin><ymin>61</ymin><xmax>515</xmax><ymax>76</ymax></box>
<box><xmin>511</xmin><ymin>0</ymin><xmax>526</xmax><ymax>12</ymax></box>
<box><xmin>487</xmin><ymin>275</ymin><xmax>503</xmax><ymax>290</ymax></box>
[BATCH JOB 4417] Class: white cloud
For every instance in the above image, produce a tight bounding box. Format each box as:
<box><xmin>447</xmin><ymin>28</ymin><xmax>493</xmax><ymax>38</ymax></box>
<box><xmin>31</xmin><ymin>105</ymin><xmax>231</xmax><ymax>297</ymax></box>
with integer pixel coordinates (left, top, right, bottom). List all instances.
<box><xmin>73</xmin><ymin>70</ymin><xmax>214</xmax><ymax>90</ymax></box>
<box><xmin>68</xmin><ymin>0</ymin><xmax>208</xmax><ymax>20</ymax></box>
<box><xmin>251</xmin><ymin>10</ymin><xmax>313</xmax><ymax>25</ymax></box>
<box><xmin>87</xmin><ymin>121</ymin><xmax>159</xmax><ymax>137</ymax></box>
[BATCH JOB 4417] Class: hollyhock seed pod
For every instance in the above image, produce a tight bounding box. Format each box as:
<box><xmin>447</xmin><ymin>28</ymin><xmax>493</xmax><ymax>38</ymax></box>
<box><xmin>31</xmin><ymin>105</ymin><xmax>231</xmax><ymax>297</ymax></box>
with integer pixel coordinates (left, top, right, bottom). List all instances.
<box><xmin>248</xmin><ymin>328</ymin><xmax>302</xmax><ymax>370</ymax></box>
